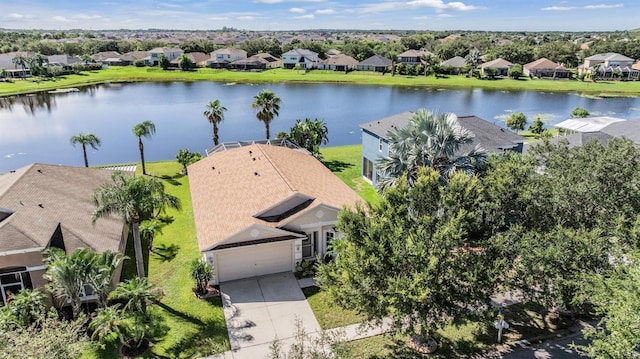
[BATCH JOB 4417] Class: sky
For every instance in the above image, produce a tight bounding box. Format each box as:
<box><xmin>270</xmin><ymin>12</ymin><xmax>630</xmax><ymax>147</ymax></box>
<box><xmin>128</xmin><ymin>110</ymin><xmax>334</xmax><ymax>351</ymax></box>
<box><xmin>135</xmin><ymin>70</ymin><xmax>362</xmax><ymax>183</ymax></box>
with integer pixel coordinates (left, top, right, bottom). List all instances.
<box><xmin>1</xmin><ymin>0</ymin><xmax>637</xmax><ymax>32</ymax></box>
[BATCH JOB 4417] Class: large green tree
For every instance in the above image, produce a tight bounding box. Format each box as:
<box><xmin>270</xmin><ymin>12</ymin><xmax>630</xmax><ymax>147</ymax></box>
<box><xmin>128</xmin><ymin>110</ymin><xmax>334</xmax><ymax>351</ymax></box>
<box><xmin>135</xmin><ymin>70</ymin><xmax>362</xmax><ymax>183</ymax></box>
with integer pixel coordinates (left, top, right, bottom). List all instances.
<box><xmin>132</xmin><ymin>120</ymin><xmax>156</xmax><ymax>175</ymax></box>
<box><xmin>252</xmin><ymin>89</ymin><xmax>282</xmax><ymax>140</ymax></box>
<box><xmin>92</xmin><ymin>171</ymin><xmax>181</xmax><ymax>278</ymax></box>
<box><xmin>69</xmin><ymin>132</ymin><xmax>101</xmax><ymax>167</ymax></box>
<box><xmin>287</xmin><ymin>118</ymin><xmax>329</xmax><ymax>157</ymax></box>
<box><xmin>505</xmin><ymin>112</ymin><xmax>527</xmax><ymax>132</ymax></box>
<box><xmin>318</xmin><ymin>168</ymin><xmax>498</xmax><ymax>346</ymax></box>
<box><xmin>203</xmin><ymin>99</ymin><xmax>227</xmax><ymax>146</ymax></box>
<box><xmin>376</xmin><ymin>109</ymin><xmax>487</xmax><ymax>190</ymax></box>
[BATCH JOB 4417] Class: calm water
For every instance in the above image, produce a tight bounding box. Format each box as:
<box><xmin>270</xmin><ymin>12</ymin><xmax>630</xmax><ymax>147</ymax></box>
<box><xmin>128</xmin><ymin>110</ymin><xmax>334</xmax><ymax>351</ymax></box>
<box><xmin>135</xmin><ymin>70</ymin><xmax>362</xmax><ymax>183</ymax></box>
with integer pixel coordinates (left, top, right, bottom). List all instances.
<box><xmin>1</xmin><ymin>81</ymin><xmax>640</xmax><ymax>173</ymax></box>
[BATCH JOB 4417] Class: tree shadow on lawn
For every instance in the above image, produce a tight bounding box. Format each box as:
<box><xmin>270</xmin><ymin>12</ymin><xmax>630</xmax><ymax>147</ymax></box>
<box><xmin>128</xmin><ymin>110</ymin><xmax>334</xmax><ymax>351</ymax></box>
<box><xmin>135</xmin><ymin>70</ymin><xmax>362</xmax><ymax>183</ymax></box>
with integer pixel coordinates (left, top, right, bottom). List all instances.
<box><xmin>322</xmin><ymin>159</ymin><xmax>353</xmax><ymax>173</ymax></box>
<box><xmin>149</xmin><ymin>173</ymin><xmax>184</xmax><ymax>186</ymax></box>
<box><xmin>157</xmin><ymin>298</ymin><xmax>230</xmax><ymax>358</ymax></box>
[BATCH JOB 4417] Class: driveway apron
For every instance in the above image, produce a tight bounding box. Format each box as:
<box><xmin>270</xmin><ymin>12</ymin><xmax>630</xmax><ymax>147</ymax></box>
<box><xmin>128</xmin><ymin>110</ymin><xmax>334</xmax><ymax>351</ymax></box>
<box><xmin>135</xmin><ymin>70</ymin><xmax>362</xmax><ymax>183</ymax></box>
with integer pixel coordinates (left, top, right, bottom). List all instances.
<box><xmin>220</xmin><ymin>272</ymin><xmax>321</xmax><ymax>356</ymax></box>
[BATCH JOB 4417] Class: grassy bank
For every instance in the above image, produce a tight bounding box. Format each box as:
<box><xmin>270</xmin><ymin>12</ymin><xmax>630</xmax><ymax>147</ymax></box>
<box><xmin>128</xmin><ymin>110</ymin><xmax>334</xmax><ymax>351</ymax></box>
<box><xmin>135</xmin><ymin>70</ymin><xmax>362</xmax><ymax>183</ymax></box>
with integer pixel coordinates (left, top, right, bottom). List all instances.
<box><xmin>320</xmin><ymin>145</ymin><xmax>378</xmax><ymax>205</ymax></box>
<box><xmin>2</xmin><ymin>66</ymin><xmax>640</xmax><ymax>97</ymax></box>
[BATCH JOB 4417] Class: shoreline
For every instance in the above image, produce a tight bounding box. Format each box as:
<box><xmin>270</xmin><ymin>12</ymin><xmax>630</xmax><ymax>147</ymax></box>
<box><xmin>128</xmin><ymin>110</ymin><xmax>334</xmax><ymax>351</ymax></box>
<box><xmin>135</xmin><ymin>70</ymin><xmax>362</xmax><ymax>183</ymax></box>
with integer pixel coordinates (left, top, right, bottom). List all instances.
<box><xmin>1</xmin><ymin>67</ymin><xmax>640</xmax><ymax>98</ymax></box>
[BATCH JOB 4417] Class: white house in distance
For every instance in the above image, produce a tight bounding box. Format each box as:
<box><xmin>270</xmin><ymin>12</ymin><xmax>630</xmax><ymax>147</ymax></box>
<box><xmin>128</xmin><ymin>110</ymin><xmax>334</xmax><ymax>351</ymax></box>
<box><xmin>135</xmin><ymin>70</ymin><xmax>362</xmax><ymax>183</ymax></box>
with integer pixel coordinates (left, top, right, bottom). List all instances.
<box><xmin>207</xmin><ymin>48</ymin><xmax>248</xmax><ymax>68</ymax></box>
<box><xmin>188</xmin><ymin>141</ymin><xmax>362</xmax><ymax>284</ymax></box>
<box><xmin>281</xmin><ymin>49</ymin><xmax>320</xmax><ymax>70</ymax></box>
<box><xmin>146</xmin><ymin>47</ymin><xmax>184</xmax><ymax>66</ymax></box>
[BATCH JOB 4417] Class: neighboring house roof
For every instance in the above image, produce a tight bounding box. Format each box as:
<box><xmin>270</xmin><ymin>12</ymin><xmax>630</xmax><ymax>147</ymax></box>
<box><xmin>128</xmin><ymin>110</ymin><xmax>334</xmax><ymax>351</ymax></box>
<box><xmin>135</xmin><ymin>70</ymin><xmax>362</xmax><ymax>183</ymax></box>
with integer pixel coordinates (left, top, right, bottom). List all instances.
<box><xmin>555</xmin><ymin>116</ymin><xmax>626</xmax><ymax>132</ymax></box>
<box><xmin>357</xmin><ymin>54</ymin><xmax>392</xmax><ymax>67</ymax></box>
<box><xmin>585</xmin><ymin>52</ymin><xmax>633</xmax><ymax>62</ymax></box>
<box><xmin>524</xmin><ymin>58</ymin><xmax>567</xmax><ymax>71</ymax></box>
<box><xmin>282</xmin><ymin>48</ymin><xmax>320</xmax><ymax>61</ymax></box>
<box><xmin>149</xmin><ymin>47</ymin><xmax>183</xmax><ymax>54</ymax></box>
<box><xmin>359</xmin><ymin>111</ymin><xmax>524</xmax><ymax>154</ymax></box>
<box><xmin>398</xmin><ymin>49</ymin><xmax>434</xmax><ymax>58</ymax></box>
<box><xmin>599</xmin><ymin>120</ymin><xmax>640</xmax><ymax>145</ymax></box>
<box><xmin>120</xmin><ymin>51</ymin><xmax>149</xmax><ymax>61</ymax></box>
<box><xmin>47</xmin><ymin>55</ymin><xmax>81</xmax><ymax>65</ymax></box>
<box><xmin>232</xmin><ymin>53</ymin><xmax>280</xmax><ymax>66</ymax></box>
<box><xmin>171</xmin><ymin>52</ymin><xmax>210</xmax><ymax>64</ymax></box>
<box><xmin>322</xmin><ymin>54</ymin><xmax>358</xmax><ymax>66</ymax></box>
<box><xmin>188</xmin><ymin>144</ymin><xmax>362</xmax><ymax>251</ymax></box>
<box><xmin>92</xmin><ymin>51</ymin><xmax>121</xmax><ymax>61</ymax></box>
<box><xmin>0</xmin><ymin>164</ymin><xmax>126</xmax><ymax>255</ymax></box>
<box><xmin>326</xmin><ymin>49</ymin><xmax>342</xmax><ymax>57</ymax></box>
<box><xmin>526</xmin><ymin>120</ymin><xmax>640</xmax><ymax>153</ymax></box>
<box><xmin>481</xmin><ymin>58</ymin><xmax>514</xmax><ymax>69</ymax></box>
<box><xmin>440</xmin><ymin>56</ymin><xmax>466</xmax><ymax>68</ymax></box>
<box><xmin>211</xmin><ymin>48</ymin><xmax>247</xmax><ymax>57</ymax></box>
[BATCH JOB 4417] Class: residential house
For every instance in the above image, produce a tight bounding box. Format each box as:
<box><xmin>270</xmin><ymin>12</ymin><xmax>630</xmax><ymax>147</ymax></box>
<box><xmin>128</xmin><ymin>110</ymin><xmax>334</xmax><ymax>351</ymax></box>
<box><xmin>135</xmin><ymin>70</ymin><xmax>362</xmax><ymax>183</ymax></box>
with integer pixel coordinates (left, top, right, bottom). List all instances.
<box><xmin>188</xmin><ymin>142</ymin><xmax>362</xmax><ymax>284</ymax></box>
<box><xmin>118</xmin><ymin>51</ymin><xmax>149</xmax><ymax>66</ymax></box>
<box><xmin>46</xmin><ymin>55</ymin><xmax>81</xmax><ymax>66</ymax></box>
<box><xmin>230</xmin><ymin>53</ymin><xmax>282</xmax><ymax>71</ymax></box>
<box><xmin>480</xmin><ymin>58</ymin><xmax>513</xmax><ymax>77</ymax></box>
<box><xmin>207</xmin><ymin>48</ymin><xmax>248</xmax><ymax>68</ymax></box>
<box><xmin>356</xmin><ymin>55</ymin><xmax>392</xmax><ymax>73</ymax></box>
<box><xmin>397</xmin><ymin>49</ymin><xmax>434</xmax><ymax>66</ymax></box>
<box><xmin>0</xmin><ymin>164</ymin><xmax>129</xmax><ymax>306</ymax></box>
<box><xmin>281</xmin><ymin>49</ymin><xmax>320</xmax><ymax>70</ymax></box>
<box><xmin>578</xmin><ymin>52</ymin><xmax>638</xmax><ymax>79</ymax></box>
<box><xmin>523</xmin><ymin>58</ymin><xmax>571</xmax><ymax>79</ymax></box>
<box><xmin>440</xmin><ymin>56</ymin><xmax>467</xmax><ymax>74</ymax></box>
<box><xmin>359</xmin><ymin>112</ymin><xmax>524</xmax><ymax>187</ymax></box>
<box><xmin>147</xmin><ymin>47</ymin><xmax>184</xmax><ymax>66</ymax></box>
<box><xmin>171</xmin><ymin>52</ymin><xmax>211</xmax><ymax>68</ymax></box>
<box><xmin>318</xmin><ymin>54</ymin><xmax>358</xmax><ymax>71</ymax></box>
<box><xmin>91</xmin><ymin>51</ymin><xmax>121</xmax><ymax>63</ymax></box>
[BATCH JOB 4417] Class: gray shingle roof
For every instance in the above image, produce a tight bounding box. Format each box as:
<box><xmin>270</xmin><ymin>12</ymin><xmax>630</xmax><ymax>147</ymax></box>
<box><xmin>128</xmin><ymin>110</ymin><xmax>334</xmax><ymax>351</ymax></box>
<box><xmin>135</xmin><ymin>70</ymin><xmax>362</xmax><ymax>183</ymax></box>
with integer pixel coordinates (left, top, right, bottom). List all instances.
<box><xmin>358</xmin><ymin>55</ymin><xmax>392</xmax><ymax>67</ymax></box>
<box><xmin>441</xmin><ymin>56</ymin><xmax>466</xmax><ymax>68</ymax></box>
<box><xmin>0</xmin><ymin>164</ymin><xmax>126</xmax><ymax>254</ymax></box>
<box><xmin>359</xmin><ymin>111</ymin><xmax>524</xmax><ymax>154</ymax></box>
<box><xmin>585</xmin><ymin>52</ymin><xmax>633</xmax><ymax>62</ymax></box>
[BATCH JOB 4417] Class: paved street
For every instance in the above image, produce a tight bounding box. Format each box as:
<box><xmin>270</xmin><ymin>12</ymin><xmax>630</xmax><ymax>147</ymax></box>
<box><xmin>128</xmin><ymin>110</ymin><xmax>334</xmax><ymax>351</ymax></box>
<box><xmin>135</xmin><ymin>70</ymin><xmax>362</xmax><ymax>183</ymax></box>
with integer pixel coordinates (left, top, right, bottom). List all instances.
<box><xmin>495</xmin><ymin>332</ymin><xmax>588</xmax><ymax>359</ymax></box>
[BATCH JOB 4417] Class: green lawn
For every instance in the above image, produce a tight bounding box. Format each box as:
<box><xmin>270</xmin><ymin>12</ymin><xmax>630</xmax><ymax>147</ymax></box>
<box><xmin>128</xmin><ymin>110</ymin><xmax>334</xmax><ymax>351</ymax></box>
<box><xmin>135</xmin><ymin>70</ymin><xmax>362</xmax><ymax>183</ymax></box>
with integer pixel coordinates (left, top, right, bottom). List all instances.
<box><xmin>2</xmin><ymin>66</ymin><xmax>640</xmax><ymax>97</ymax></box>
<box><xmin>302</xmin><ymin>286</ymin><xmax>365</xmax><ymax>329</ymax></box>
<box><xmin>320</xmin><ymin>145</ymin><xmax>379</xmax><ymax>205</ymax></box>
<box><xmin>83</xmin><ymin>161</ymin><xmax>230</xmax><ymax>359</ymax></box>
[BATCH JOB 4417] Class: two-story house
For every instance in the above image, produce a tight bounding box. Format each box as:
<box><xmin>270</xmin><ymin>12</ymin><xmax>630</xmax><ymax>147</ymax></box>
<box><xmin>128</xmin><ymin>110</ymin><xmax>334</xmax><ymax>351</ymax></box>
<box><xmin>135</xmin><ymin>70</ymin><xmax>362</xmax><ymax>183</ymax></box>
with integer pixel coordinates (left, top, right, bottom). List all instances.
<box><xmin>207</xmin><ymin>48</ymin><xmax>248</xmax><ymax>68</ymax></box>
<box><xmin>359</xmin><ymin>111</ymin><xmax>525</xmax><ymax>187</ymax></box>
<box><xmin>146</xmin><ymin>47</ymin><xmax>184</xmax><ymax>66</ymax></box>
<box><xmin>397</xmin><ymin>49</ymin><xmax>435</xmax><ymax>66</ymax></box>
<box><xmin>281</xmin><ymin>49</ymin><xmax>320</xmax><ymax>70</ymax></box>
<box><xmin>578</xmin><ymin>52</ymin><xmax>638</xmax><ymax>79</ymax></box>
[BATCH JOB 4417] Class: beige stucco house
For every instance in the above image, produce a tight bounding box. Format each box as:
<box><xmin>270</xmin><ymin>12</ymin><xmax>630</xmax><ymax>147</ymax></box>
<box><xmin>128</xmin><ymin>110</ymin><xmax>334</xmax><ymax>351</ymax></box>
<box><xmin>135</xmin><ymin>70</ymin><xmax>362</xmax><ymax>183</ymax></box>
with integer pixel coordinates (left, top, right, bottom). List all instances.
<box><xmin>188</xmin><ymin>142</ymin><xmax>362</xmax><ymax>284</ymax></box>
<box><xmin>0</xmin><ymin>164</ymin><xmax>128</xmax><ymax>306</ymax></box>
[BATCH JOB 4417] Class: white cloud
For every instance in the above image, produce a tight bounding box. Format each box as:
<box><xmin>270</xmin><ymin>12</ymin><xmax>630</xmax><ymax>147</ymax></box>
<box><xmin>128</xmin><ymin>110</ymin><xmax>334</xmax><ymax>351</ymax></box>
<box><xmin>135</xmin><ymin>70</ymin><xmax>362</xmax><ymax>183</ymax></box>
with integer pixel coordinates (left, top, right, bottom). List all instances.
<box><xmin>407</xmin><ymin>0</ymin><xmax>479</xmax><ymax>11</ymax></box>
<box><xmin>238</xmin><ymin>15</ymin><xmax>256</xmax><ymax>20</ymax></box>
<box><xmin>315</xmin><ymin>8</ymin><xmax>335</xmax><ymax>14</ymax></box>
<box><xmin>437</xmin><ymin>13</ymin><xmax>453</xmax><ymax>17</ymax></box>
<box><xmin>255</xmin><ymin>0</ymin><xmax>324</xmax><ymax>3</ymax></box>
<box><xmin>73</xmin><ymin>14</ymin><xmax>103</xmax><ymax>20</ymax></box>
<box><xmin>584</xmin><ymin>3</ymin><xmax>623</xmax><ymax>9</ymax></box>
<box><xmin>209</xmin><ymin>16</ymin><xmax>230</xmax><ymax>20</ymax></box>
<box><xmin>289</xmin><ymin>7</ymin><xmax>306</xmax><ymax>13</ymax></box>
<box><xmin>52</xmin><ymin>15</ymin><xmax>71</xmax><ymax>22</ymax></box>
<box><xmin>413</xmin><ymin>15</ymin><xmax>430</xmax><ymax>20</ymax></box>
<box><xmin>541</xmin><ymin>6</ymin><xmax>576</xmax><ymax>10</ymax></box>
<box><xmin>293</xmin><ymin>14</ymin><xmax>315</xmax><ymax>19</ymax></box>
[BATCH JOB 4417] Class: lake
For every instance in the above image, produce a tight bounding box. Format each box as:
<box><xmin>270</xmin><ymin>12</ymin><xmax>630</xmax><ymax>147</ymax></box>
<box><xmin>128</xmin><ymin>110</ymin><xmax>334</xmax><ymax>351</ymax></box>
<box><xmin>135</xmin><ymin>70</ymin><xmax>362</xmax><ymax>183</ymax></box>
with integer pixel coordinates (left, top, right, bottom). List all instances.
<box><xmin>1</xmin><ymin>81</ymin><xmax>640</xmax><ymax>173</ymax></box>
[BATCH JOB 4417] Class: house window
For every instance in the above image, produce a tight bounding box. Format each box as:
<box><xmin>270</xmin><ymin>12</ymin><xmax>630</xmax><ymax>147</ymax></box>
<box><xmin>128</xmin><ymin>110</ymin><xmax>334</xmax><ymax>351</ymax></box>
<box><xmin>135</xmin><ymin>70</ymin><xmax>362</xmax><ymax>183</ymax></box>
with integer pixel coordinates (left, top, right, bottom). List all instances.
<box><xmin>302</xmin><ymin>231</ymin><xmax>319</xmax><ymax>259</ymax></box>
<box><xmin>378</xmin><ymin>138</ymin><xmax>383</xmax><ymax>152</ymax></box>
<box><xmin>0</xmin><ymin>267</ymin><xmax>33</xmax><ymax>306</ymax></box>
<box><xmin>363</xmin><ymin>157</ymin><xmax>374</xmax><ymax>181</ymax></box>
<box><xmin>325</xmin><ymin>231</ymin><xmax>335</xmax><ymax>251</ymax></box>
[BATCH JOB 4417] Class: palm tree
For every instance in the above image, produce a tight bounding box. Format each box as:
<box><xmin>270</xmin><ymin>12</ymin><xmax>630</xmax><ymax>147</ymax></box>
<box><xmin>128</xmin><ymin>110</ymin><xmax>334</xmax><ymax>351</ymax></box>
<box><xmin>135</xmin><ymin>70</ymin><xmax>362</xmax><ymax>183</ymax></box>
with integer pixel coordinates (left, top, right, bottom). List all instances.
<box><xmin>11</xmin><ymin>54</ymin><xmax>28</xmax><ymax>78</ymax></box>
<box><xmin>43</xmin><ymin>247</ymin><xmax>96</xmax><ymax>319</ymax></box>
<box><xmin>92</xmin><ymin>171</ymin><xmax>181</xmax><ymax>278</ymax></box>
<box><xmin>70</xmin><ymin>133</ymin><xmax>101</xmax><ymax>167</ymax></box>
<box><xmin>421</xmin><ymin>53</ymin><xmax>435</xmax><ymax>76</ymax></box>
<box><xmin>388</xmin><ymin>51</ymin><xmax>398</xmax><ymax>76</ymax></box>
<box><xmin>87</xmin><ymin>250</ymin><xmax>126</xmax><ymax>309</ymax></box>
<box><xmin>376</xmin><ymin>109</ymin><xmax>487</xmax><ymax>191</ymax></box>
<box><xmin>29</xmin><ymin>53</ymin><xmax>48</xmax><ymax>77</ymax></box>
<box><xmin>252</xmin><ymin>90</ymin><xmax>281</xmax><ymax>140</ymax></box>
<box><xmin>203</xmin><ymin>100</ymin><xmax>227</xmax><ymax>146</ymax></box>
<box><xmin>132</xmin><ymin>121</ymin><xmax>156</xmax><ymax>175</ymax></box>
<box><xmin>139</xmin><ymin>218</ymin><xmax>165</xmax><ymax>250</ymax></box>
<box><xmin>109</xmin><ymin>277</ymin><xmax>159</xmax><ymax>314</ymax></box>
<box><xmin>465</xmin><ymin>49</ymin><xmax>482</xmax><ymax>68</ymax></box>
<box><xmin>288</xmin><ymin>118</ymin><xmax>329</xmax><ymax>157</ymax></box>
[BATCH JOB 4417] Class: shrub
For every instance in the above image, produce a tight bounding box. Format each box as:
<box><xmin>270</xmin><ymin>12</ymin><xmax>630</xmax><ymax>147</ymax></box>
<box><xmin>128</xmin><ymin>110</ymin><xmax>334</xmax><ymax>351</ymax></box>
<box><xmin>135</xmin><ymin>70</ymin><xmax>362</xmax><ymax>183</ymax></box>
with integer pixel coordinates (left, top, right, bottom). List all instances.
<box><xmin>190</xmin><ymin>259</ymin><xmax>214</xmax><ymax>295</ymax></box>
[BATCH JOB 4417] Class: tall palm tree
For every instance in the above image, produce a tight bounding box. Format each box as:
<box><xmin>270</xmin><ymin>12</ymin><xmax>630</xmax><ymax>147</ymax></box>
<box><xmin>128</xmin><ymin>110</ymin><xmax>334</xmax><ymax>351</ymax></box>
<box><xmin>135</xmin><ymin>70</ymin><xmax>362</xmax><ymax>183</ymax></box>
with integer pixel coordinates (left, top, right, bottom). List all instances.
<box><xmin>465</xmin><ymin>49</ymin><xmax>482</xmax><ymax>70</ymax></box>
<box><xmin>252</xmin><ymin>90</ymin><xmax>281</xmax><ymax>140</ymax></box>
<box><xmin>70</xmin><ymin>133</ymin><xmax>101</xmax><ymax>167</ymax></box>
<box><xmin>132</xmin><ymin>121</ymin><xmax>156</xmax><ymax>175</ymax></box>
<box><xmin>421</xmin><ymin>53</ymin><xmax>435</xmax><ymax>76</ymax></box>
<box><xmin>203</xmin><ymin>100</ymin><xmax>227</xmax><ymax>146</ymax></box>
<box><xmin>11</xmin><ymin>54</ymin><xmax>28</xmax><ymax>77</ymax></box>
<box><xmin>376</xmin><ymin>109</ymin><xmax>487</xmax><ymax>191</ymax></box>
<box><xmin>109</xmin><ymin>277</ymin><xmax>159</xmax><ymax>314</ymax></box>
<box><xmin>29</xmin><ymin>53</ymin><xmax>48</xmax><ymax>77</ymax></box>
<box><xmin>92</xmin><ymin>171</ymin><xmax>181</xmax><ymax>278</ymax></box>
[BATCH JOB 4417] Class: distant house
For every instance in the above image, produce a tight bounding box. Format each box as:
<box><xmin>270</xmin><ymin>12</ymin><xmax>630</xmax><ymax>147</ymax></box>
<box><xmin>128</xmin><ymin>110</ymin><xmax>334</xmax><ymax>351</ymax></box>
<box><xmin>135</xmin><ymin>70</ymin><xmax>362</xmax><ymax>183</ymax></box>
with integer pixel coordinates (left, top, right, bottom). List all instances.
<box><xmin>523</xmin><ymin>58</ymin><xmax>571</xmax><ymax>79</ymax></box>
<box><xmin>118</xmin><ymin>51</ymin><xmax>149</xmax><ymax>66</ymax></box>
<box><xmin>231</xmin><ymin>53</ymin><xmax>282</xmax><ymax>71</ymax></box>
<box><xmin>188</xmin><ymin>142</ymin><xmax>362</xmax><ymax>284</ymax></box>
<box><xmin>0</xmin><ymin>164</ymin><xmax>129</xmax><ymax>306</ymax></box>
<box><xmin>171</xmin><ymin>52</ymin><xmax>210</xmax><ymax>68</ymax></box>
<box><xmin>480</xmin><ymin>58</ymin><xmax>513</xmax><ymax>77</ymax></box>
<box><xmin>207</xmin><ymin>48</ymin><xmax>248</xmax><ymax>68</ymax></box>
<box><xmin>281</xmin><ymin>49</ymin><xmax>320</xmax><ymax>70</ymax></box>
<box><xmin>440</xmin><ymin>56</ymin><xmax>467</xmax><ymax>74</ymax></box>
<box><xmin>356</xmin><ymin>55</ymin><xmax>392</xmax><ymax>73</ymax></box>
<box><xmin>318</xmin><ymin>54</ymin><xmax>358</xmax><ymax>71</ymax></box>
<box><xmin>359</xmin><ymin>112</ymin><xmax>524</xmax><ymax>187</ymax></box>
<box><xmin>397</xmin><ymin>49</ymin><xmax>434</xmax><ymax>66</ymax></box>
<box><xmin>91</xmin><ymin>51</ymin><xmax>121</xmax><ymax>63</ymax></box>
<box><xmin>578</xmin><ymin>52</ymin><xmax>638</xmax><ymax>80</ymax></box>
<box><xmin>47</xmin><ymin>55</ymin><xmax>81</xmax><ymax>66</ymax></box>
<box><xmin>147</xmin><ymin>47</ymin><xmax>184</xmax><ymax>66</ymax></box>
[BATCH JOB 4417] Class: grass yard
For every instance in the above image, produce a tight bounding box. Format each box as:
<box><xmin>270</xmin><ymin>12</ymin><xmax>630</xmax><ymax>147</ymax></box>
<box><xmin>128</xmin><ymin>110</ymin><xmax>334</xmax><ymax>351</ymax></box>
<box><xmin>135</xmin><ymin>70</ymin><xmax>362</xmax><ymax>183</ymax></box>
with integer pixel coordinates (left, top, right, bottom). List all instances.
<box><xmin>302</xmin><ymin>286</ymin><xmax>365</xmax><ymax>329</ymax></box>
<box><xmin>2</xmin><ymin>66</ymin><xmax>640</xmax><ymax>97</ymax></box>
<box><xmin>82</xmin><ymin>161</ymin><xmax>230</xmax><ymax>359</ymax></box>
<box><xmin>320</xmin><ymin>145</ymin><xmax>379</xmax><ymax>205</ymax></box>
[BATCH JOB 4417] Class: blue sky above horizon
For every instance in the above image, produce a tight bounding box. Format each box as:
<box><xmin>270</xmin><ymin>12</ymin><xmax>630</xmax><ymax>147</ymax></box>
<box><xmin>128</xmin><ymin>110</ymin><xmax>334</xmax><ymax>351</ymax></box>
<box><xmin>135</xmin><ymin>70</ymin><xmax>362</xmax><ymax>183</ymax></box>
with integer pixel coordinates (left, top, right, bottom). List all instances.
<box><xmin>1</xmin><ymin>0</ymin><xmax>636</xmax><ymax>32</ymax></box>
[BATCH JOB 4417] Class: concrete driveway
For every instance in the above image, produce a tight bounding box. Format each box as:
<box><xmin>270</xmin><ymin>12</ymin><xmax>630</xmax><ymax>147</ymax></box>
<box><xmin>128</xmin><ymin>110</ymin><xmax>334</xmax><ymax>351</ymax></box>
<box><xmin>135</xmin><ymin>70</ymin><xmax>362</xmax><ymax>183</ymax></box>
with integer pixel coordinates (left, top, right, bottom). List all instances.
<box><xmin>220</xmin><ymin>272</ymin><xmax>321</xmax><ymax>358</ymax></box>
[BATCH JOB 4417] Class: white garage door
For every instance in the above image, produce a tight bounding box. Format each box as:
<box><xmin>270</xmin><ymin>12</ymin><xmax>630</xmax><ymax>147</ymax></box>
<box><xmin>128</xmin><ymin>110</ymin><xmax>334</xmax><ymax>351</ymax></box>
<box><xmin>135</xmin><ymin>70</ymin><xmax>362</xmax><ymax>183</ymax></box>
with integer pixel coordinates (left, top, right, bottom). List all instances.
<box><xmin>216</xmin><ymin>241</ymin><xmax>293</xmax><ymax>282</ymax></box>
